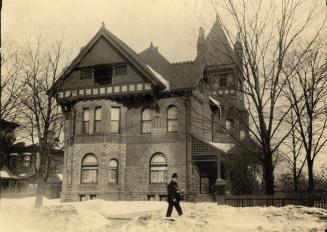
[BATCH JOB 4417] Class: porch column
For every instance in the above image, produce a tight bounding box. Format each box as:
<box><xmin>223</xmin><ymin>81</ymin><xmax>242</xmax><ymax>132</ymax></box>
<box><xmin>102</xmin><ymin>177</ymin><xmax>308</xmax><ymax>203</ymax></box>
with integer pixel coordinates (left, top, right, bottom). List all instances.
<box><xmin>215</xmin><ymin>153</ymin><xmax>226</xmax><ymax>205</ymax></box>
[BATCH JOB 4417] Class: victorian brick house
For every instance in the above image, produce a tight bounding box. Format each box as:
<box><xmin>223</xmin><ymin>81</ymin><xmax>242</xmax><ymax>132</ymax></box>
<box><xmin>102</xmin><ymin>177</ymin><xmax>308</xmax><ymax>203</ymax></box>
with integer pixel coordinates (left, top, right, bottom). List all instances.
<box><xmin>53</xmin><ymin>16</ymin><xmax>250</xmax><ymax>202</ymax></box>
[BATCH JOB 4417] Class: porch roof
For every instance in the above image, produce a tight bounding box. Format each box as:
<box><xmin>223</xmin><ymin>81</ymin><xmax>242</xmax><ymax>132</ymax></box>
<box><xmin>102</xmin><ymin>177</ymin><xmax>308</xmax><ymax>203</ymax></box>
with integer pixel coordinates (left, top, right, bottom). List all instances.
<box><xmin>191</xmin><ymin>135</ymin><xmax>230</xmax><ymax>155</ymax></box>
<box><xmin>0</xmin><ymin>166</ymin><xmax>18</xmax><ymax>180</ymax></box>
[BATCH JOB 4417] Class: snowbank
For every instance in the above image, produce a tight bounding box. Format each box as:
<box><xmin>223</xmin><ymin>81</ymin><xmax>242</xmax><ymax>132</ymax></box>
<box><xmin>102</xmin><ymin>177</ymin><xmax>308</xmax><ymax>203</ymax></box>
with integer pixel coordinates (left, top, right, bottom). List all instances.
<box><xmin>1</xmin><ymin>198</ymin><xmax>327</xmax><ymax>232</ymax></box>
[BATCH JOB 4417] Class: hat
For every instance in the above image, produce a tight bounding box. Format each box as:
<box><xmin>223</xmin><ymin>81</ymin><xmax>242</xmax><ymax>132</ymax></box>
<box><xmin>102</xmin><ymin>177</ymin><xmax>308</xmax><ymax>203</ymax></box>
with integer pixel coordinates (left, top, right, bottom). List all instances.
<box><xmin>172</xmin><ymin>173</ymin><xmax>178</xmax><ymax>178</ymax></box>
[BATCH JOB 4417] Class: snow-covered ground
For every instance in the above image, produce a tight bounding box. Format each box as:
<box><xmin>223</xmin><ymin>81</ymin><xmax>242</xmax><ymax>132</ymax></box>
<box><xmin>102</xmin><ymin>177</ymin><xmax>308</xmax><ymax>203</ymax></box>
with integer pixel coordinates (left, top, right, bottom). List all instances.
<box><xmin>0</xmin><ymin>197</ymin><xmax>326</xmax><ymax>232</ymax></box>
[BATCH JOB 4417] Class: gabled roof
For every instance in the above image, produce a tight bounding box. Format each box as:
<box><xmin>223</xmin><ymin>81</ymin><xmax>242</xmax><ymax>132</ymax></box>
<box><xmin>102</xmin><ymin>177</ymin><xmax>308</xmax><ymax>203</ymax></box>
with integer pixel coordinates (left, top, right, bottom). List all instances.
<box><xmin>52</xmin><ymin>25</ymin><xmax>168</xmax><ymax>93</ymax></box>
<box><xmin>139</xmin><ymin>46</ymin><xmax>206</xmax><ymax>91</ymax></box>
<box><xmin>201</xmin><ymin>16</ymin><xmax>236</xmax><ymax>66</ymax></box>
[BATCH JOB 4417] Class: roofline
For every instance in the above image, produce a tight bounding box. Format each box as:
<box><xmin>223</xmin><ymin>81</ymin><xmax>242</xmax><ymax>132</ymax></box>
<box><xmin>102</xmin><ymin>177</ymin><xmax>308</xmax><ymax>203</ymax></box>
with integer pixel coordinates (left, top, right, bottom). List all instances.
<box><xmin>51</xmin><ymin>26</ymin><xmax>167</xmax><ymax>95</ymax></box>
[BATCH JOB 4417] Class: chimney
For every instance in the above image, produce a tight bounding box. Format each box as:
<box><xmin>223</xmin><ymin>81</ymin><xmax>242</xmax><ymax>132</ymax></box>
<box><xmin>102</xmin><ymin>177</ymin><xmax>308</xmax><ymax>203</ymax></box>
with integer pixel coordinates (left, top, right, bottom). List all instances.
<box><xmin>197</xmin><ymin>27</ymin><xmax>206</xmax><ymax>61</ymax></box>
<box><xmin>234</xmin><ymin>32</ymin><xmax>243</xmax><ymax>65</ymax></box>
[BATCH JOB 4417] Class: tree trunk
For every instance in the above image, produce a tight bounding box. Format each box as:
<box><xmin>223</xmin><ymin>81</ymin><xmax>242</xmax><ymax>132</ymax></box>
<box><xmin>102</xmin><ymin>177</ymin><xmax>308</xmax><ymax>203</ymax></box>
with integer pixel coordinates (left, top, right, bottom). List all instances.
<box><xmin>35</xmin><ymin>176</ymin><xmax>45</xmax><ymax>208</ymax></box>
<box><xmin>264</xmin><ymin>151</ymin><xmax>274</xmax><ymax>195</ymax></box>
<box><xmin>307</xmin><ymin>160</ymin><xmax>314</xmax><ymax>191</ymax></box>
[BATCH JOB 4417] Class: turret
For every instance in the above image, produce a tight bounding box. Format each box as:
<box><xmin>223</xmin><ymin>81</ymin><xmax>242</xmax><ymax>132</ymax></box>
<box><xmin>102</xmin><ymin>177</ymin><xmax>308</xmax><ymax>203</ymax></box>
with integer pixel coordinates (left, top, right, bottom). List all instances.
<box><xmin>234</xmin><ymin>32</ymin><xmax>243</xmax><ymax>65</ymax></box>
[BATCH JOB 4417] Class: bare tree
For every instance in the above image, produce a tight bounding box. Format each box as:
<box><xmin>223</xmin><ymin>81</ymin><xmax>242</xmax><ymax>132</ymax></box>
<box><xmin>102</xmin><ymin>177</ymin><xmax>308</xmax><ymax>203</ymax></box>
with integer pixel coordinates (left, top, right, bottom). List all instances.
<box><xmin>210</xmin><ymin>0</ymin><xmax>326</xmax><ymax>194</ymax></box>
<box><xmin>283</xmin><ymin>42</ymin><xmax>327</xmax><ymax>191</ymax></box>
<box><xmin>280</xmin><ymin>108</ymin><xmax>306</xmax><ymax>191</ymax></box>
<box><xmin>19</xmin><ymin>38</ymin><xmax>68</xmax><ymax>208</ymax></box>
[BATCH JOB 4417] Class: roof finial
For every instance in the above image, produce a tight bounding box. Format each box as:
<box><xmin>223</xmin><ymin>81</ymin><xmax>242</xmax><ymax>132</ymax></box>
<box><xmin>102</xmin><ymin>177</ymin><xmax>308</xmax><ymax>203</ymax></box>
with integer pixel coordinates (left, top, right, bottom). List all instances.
<box><xmin>101</xmin><ymin>21</ymin><xmax>106</xmax><ymax>28</ymax></box>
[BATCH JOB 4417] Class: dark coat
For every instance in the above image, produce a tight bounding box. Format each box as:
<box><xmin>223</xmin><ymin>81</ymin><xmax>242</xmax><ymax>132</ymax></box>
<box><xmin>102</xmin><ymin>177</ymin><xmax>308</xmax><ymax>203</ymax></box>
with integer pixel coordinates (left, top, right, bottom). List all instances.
<box><xmin>167</xmin><ymin>180</ymin><xmax>180</xmax><ymax>203</ymax></box>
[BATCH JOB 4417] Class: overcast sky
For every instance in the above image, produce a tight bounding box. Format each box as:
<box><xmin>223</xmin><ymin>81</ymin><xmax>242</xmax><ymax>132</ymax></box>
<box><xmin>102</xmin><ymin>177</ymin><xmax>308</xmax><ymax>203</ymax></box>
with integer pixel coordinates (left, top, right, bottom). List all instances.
<box><xmin>2</xmin><ymin>0</ymin><xmax>221</xmax><ymax>62</ymax></box>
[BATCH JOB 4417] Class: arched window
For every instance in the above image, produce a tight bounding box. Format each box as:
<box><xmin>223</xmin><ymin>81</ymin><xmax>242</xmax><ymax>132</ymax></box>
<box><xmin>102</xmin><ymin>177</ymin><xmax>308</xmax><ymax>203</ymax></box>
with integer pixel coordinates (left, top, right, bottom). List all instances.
<box><xmin>109</xmin><ymin>159</ymin><xmax>118</xmax><ymax>184</ymax></box>
<box><xmin>167</xmin><ymin>106</ymin><xmax>178</xmax><ymax>132</ymax></box>
<box><xmin>142</xmin><ymin>108</ymin><xmax>152</xmax><ymax>133</ymax></box>
<box><xmin>81</xmin><ymin>154</ymin><xmax>98</xmax><ymax>184</ymax></box>
<box><xmin>150</xmin><ymin>153</ymin><xmax>167</xmax><ymax>183</ymax></box>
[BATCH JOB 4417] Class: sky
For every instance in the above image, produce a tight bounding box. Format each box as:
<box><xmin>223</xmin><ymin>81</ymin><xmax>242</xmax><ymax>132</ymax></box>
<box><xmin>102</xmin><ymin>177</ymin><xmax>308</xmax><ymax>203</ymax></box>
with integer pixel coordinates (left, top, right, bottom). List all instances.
<box><xmin>2</xmin><ymin>0</ymin><xmax>220</xmax><ymax>63</ymax></box>
<box><xmin>2</xmin><ymin>0</ymin><xmax>327</xmax><ymax>169</ymax></box>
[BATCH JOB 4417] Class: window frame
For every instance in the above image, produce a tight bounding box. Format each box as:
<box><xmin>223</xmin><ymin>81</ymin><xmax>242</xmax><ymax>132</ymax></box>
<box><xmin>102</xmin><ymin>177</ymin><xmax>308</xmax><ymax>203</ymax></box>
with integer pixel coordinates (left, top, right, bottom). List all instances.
<box><xmin>108</xmin><ymin>159</ymin><xmax>119</xmax><ymax>184</ymax></box>
<box><xmin>149</xmin><ymin>153</ymin><xmax>168</xmax><ymax>184</ymax></box>
<box><xmin>82</xmin><ymin>108</ymin><xmax>90</xmax><ymax>135</ymax></box>
<box><xmin>80</xmin><ymin>154</ymin><xmax>98</xmax><ymax>184</ymax></box>
<box><xmin>22</xmin><ymin>154</ymin><xmax>31</xmax><ymax>168</ymax></box>
<box><xmin>110</xmin><ymin>107</ymin><xmax>121</xmax><ymax>134</ymax></box>
<box><xmin>142</xmin><ymin>108</ymin><xmax>152</xmax><ymax>134</ymax></box>
<box><xmin>167</xmin><ymin>105</ymin><xmax>178</xmax><ymax>133</ymax></box>
<box><xmin>94</xmin><ymin>107</ymin><xmax>102</xmax><ymax>134</ymax></box>
<box><xmin>226</xmin><ymin>118</ymin><xmax>234</xmax><ymax>132</ymax></box>
<box><xmin>219</xmin><ymin>75</ymin><xmax>228</xmax><ymax>87</ymax></box>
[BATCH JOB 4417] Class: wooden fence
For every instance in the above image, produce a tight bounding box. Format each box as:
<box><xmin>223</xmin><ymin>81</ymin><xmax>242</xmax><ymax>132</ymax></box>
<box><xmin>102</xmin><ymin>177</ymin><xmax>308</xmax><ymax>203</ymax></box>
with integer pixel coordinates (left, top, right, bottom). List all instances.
<box><xmin>224</xmin><ymin>192</ymin><xmax>327</xmax><ymax>209</ymax></box>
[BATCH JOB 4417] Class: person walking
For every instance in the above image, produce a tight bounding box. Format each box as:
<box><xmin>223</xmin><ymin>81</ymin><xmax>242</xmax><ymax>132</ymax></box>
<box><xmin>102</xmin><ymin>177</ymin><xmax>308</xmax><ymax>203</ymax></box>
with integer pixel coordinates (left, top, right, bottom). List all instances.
<box><xmin>166</xmin><ymin>173</ymin><xmax>183</xmax><ymax>220</ymax></box>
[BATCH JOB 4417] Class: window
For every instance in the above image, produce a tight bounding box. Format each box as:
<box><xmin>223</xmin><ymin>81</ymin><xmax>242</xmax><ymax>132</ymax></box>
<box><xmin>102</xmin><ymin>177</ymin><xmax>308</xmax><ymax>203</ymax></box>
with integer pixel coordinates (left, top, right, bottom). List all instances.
<box><xmin>142</xmin><ymin>108</ymin><xmax>152</xmax><ymax>133</ymax></box>
<box><xmin>23</xmin><ymin>155</ymin><xmax>31</xmax><ymax>167</ymax></box>
<box><xmin>167</xmin><ymin>106</ymin><xmax>178</xmax><ymax>132</ymax></box>
<box><xmin>226</xmin><ymin>119</ymin><xmax>234</xmax><ymax>132</ymax></box>
<box><xmin>109</xmin><ymin>159</ymin><xmax>118</xmax><ymax>184</ymax></box>
<box><xmin>81</xmin><ymin>154</ymin><xmax>98</xmax><ymax>184</ymax></box>
<box><xmin>110</xmin><ymin>107</ymin><xmax>120</xmax><ymax>133</ymax></box>
<box><xmin>81</xmin><ymin>69</ymin><xmax>92</xmax><ymax>79</ymax></box>
<box><xmin>240</xmin><ymin>130</ymin><xmax>246</xmax><ymax>140</ymax></box>
<box><xmin>150</xmin><ymin>153</ymin><xmax>167</xmax><ymax>183</ymax></box>
<box><xmin>94</xmin><ymin>65</ymin><xmax>113</xmax><ymax>84</ymax></box>
<box><xmin>115</xmin><ymin>65</ymin><xmax>127</xmax><ymax>75</ymax></box>
<box><xmin>82</xmin><ymin>108</ymin><xmax>90</xmax><ymax>134</ymax></box>
<box><xmin>94</xmin><ymin>107</ymin><xmax>102</xmax><ymax>133</ymax></box>
<box><xmin>219</xmin><ymin>75</ymin><xmax>227</xmax><ymax>87</ymax></box>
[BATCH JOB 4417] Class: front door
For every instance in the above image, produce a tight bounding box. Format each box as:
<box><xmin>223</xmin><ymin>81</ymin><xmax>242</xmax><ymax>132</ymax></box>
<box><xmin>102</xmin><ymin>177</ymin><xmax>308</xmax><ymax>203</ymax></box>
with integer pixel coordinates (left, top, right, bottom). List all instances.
<box><xmin>196</xmin><ymin>161</ymin><xmax>217</xmax><ymax>194</ymax></box>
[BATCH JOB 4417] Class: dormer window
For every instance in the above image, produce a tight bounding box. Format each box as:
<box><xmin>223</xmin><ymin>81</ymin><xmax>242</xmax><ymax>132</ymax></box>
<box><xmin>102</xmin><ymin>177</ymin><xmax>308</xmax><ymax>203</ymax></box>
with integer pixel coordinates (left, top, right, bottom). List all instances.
<box><xmin>94</xmin><ymin>65</ymin><xmax>113</xmax><ymax>84</ymax></box>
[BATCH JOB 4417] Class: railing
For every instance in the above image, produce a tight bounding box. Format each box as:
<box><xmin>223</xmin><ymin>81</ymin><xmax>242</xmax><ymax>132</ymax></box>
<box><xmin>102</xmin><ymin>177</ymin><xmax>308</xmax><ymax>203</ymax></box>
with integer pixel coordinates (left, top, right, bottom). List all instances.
<box><xmin>224</xmin><ymin>192</ymin><xmax>327</xmax><ymax>209</ymax></box>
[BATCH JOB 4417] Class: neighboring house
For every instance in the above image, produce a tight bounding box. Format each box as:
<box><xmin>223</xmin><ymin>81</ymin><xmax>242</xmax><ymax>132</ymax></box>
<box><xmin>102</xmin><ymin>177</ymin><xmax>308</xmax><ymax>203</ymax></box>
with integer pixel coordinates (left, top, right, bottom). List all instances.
<box><xmin>53</xmin><ymin>17</ymin><xmax>253</xmax><ymax>202</ymax></box>
<box><xmin>0</xmin><ymin>119</ymin><xmax>20</xmax><ymax>195</ymax></box>
<box><xmin>2</xmin><ymin>144</ymin><xmax>64</xmax><ymax>198</ymax></box>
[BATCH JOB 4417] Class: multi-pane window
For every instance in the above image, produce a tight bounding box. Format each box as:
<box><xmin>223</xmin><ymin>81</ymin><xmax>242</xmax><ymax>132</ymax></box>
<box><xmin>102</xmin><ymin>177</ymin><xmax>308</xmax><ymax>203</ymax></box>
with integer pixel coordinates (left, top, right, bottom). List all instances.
<box><xmin>82</xmin><ymin>108</ymin><xmax>90</xmax><ymax>134</ymax></box>
<box><xmin>81</xmin><ymin>154</ymin><xmax>98</xmax><ymax>184</ymax></box>
<box><xmin>150</xmin><ymin>153</ymin><xmax>167</xmax><ymax>183</ymax></box>
<box><xmin>108</xmin><ymin>159</ymin><xmax>118</xmax><ymax>184</ymax></box>
<box><xmin>167</xmin><ymin>106</ymin><xmax>178</xmax><ymax>132</ymax></box>
<box><xmin>226</xmin><ymin>119</ymin><xmax>234</xmax><ymax>132</ymax></box>
<box><xmin>115</xmin><ymin>65</ymin><xmax>127</xmax><ymax>75</ymax></box>
<box><xmin>142</xmin><ymin>108</ymin><xmax>152</xmax><ymax>133</ymax></box>
<box><xmin>219</xmin><ymin>75</ymin><xmax>227</xmax><ymax>87</ymax></box>
<box><xmin>94</xmin><ymin>107</ymin><xmax>102</xmax><ymax>133</ymax></box>
<box><xmin>23</xmin><ymin>155</ymin><xmax>31</xmax><ymax>167</ymax></box>
<box><xmin>110</xmin><ymin>107</ymin><xmax>120</xmax><ymax>133</ymax></box>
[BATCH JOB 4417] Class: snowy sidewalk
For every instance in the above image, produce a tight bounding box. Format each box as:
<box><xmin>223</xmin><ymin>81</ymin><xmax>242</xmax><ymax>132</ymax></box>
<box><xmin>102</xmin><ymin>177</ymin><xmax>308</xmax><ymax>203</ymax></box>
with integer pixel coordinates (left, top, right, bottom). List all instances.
<box><xmin>1</xmin><ymin>198</ymin><xmax>327</xmax><ymax>232</ymax></box>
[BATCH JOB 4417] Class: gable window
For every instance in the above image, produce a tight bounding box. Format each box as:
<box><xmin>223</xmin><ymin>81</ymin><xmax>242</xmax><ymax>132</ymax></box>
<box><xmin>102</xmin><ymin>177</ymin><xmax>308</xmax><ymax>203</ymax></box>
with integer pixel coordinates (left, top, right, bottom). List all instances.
<box><xmin>219</xmin><ymin>75</ymin><xmax>227</xmax><ymax>87</ymax></box>
<box><xmin>23</xmin><ymin>154</ymin><xmax>31</xmax><ymax>167</ymax></box>
<box><xmin>150</xmin><ymin>153</ymin><xmax>167</xmax><ymax>183</ymax></box>
<box><xmin>94</xmin><ymin>65</ymin><xmax>113</xmax><ymax>84</ymax></box>
<box><xmin>81</xmin><ymin>154</ymin><xmax>98</xmax><ymax>184</ymax></box>
<box><xmin>82</xmin><ymin>108</ymin><xmax>90</xmax><ymax>134</ymax></box>
<box><xmin>110</xmin><ymin>107</ymin><xmax>120</xmax><ymax>133</ymax></box>
<box><xmin>81</xmin><ymin>69</ymin><xmax>93</xmax><ymax>79</ymax></box>
<box><xmin>115</xmin><ymin>65</ymin><xmax>127</xmax><ymax>75</ymax></box>
<box><xmin>226</xmin><ymin>119</ymin><xmax>234</xmax><ymax>132</ymax></box>
<box><xmin>94</xmin><ymin>107</ymin><xmax>102</xmax><ymax>133</ymax></box>
<box><xmin>167</xmin><ymin>106</ymin><xmax>178</xmax><ymax>132</ymax></box>
<box><xmin>109</xmin><ymin>159</ymin><xmax>118</xmax><ymax>184</ymax></box>
<box><xmin>142</xmin><ymin>108</ymin><xmax>152</xmax><ymax>134</ymax></box>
